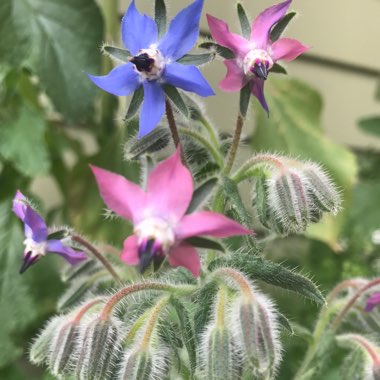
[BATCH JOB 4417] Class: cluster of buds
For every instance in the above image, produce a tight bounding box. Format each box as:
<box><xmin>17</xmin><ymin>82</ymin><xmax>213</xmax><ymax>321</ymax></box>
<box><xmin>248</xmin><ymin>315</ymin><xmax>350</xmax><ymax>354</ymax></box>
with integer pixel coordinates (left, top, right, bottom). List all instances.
<box><xmin>251</xmin><ymin>154</ymin><xmax>341</xmax><ymax>235</ymax></box>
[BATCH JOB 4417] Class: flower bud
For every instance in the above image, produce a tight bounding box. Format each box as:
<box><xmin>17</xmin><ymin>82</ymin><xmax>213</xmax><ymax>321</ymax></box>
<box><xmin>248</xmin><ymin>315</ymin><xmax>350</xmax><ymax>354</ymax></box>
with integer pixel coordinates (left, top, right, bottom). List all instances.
<box><xmin>75</xmin><ymin>317</ymin><xmax>123</xmax><ymax>380</ymax></box>
<box><xmin>231</xmin><ymin>293</ymin><xmax>281</xmax><ymax>378</ymax></box>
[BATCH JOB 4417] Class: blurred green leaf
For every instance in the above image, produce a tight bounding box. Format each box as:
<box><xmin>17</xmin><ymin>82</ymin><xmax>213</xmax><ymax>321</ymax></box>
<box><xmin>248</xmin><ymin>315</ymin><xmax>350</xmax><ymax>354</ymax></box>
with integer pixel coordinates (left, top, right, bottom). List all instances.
<box><xmin>358</xmin><ymin>116</ymin><xmax>380</xmax><ymax>137</ymax></box>
<box><xmin>0</xmin><ymin>200</ymin><xmax>37</xmax><ymax>367</ymax></box>
<box><xmin>252</xmin><ymin>77</ymin><xmax>357</xmax><ymax>248</ymax></box>
<box><xmin>0</xmin><ymin>105</ymin><xmax>50</xmax><ymax>177</ymax></box>
<box><xmin>1</xmin><ymin>0</ymin><xmax>103</xmax><ymax>121</ymax></box>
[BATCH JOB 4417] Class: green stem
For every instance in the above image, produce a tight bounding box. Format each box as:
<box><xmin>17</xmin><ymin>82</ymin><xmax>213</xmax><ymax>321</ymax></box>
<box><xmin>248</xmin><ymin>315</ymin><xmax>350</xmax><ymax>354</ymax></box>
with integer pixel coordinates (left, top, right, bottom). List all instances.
<box><xmin>200</xmin><ymin>116</ymin><xmax>220</xmax><ymax>149</ymax></box>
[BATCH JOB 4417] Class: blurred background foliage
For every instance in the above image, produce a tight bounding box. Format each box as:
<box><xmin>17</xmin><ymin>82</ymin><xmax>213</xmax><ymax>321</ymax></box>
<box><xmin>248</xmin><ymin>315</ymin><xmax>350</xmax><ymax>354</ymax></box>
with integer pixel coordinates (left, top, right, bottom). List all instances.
<box><xmin>0</xmin><ymin>0</ymin><xmax>379</xmax><ymax>379</ymax></box>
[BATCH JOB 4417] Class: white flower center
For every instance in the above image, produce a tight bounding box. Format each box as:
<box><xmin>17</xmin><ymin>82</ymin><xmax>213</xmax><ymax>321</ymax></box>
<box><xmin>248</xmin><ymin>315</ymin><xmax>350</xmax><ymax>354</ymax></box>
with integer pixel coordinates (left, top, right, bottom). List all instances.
<box><xmin>131</xmin><ymin>48</ymin><xmax>166</xmax><ymax>81</ymax></box>
<box><xmin>23</xmin><ymin>238</ymin><xmax>47</xmax><ymax>259</ymax></box>
<box><xmin>134</xmin><ymin>217</ymin><xmax>175</xmax><ymax>253</ymax></box>
<box><xmin>243</xmin><ymin>49</ymin><xmax>273</xmax><ymax>78</ymax></box>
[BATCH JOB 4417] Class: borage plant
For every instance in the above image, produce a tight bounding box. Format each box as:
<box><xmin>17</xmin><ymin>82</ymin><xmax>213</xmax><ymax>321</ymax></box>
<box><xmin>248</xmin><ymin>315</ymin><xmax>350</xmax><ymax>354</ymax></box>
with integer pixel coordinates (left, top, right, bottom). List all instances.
<box><xmin>13</xmin><ymin>0</ymin><xmax>379</xmax><ymax>379</ymax></box>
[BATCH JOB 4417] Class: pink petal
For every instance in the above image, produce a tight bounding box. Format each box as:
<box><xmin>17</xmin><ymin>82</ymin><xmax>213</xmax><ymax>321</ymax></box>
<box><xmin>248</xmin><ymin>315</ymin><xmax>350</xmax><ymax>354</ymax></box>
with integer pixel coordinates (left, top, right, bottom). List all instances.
<box><xmin>251</xmin><ymin>0</ymin><xmax>291</xmax><ymax>49</ymax></box>
<box><xmin>175</xmin><ymin>211</ymin><xmax>252</xmax><ymax>240</ymax></box>
<box><xmin>146</xmin><ymin>149</ymin><xmax>193</xmax><ymax>222</ymax></box>
<box><xmin>219</xmin><ymin>60</ymin><xmax>248</xmax><ymax>92</ymax></box>
<box><xmin>271</xmin><ymin>38</ymin><xmax>309</xmax><ymax>62</ymax></box>
<box><xmin>168</xmin><ymin>243</ymin><xmax>201</xmax><ymax>277</ymax></box>
<box><xmin>206</xmin><ymin>14</ymin><xmax>250</xmax><ymax>58</ymax></box>
<box><xmin>90</xmin><ymin>165</ymin><xmax>146</xmax><ymax>223</ymax></box>
<box><xmin>120</xmin><ymin>235</ymin><xmax>139</xmax><ymax>265</ymax></box>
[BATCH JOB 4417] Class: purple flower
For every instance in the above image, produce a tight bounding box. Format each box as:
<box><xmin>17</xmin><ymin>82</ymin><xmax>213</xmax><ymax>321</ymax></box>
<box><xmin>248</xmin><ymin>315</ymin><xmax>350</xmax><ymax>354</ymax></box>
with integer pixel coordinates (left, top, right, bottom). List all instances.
<box><xmin>207</xmin><ymin>0</ymin><xmax>309</xmax><ymax>113</ymax></box>
<box><xmin>12</xmin><ymin>191</ymin><xmax>87</xmax><ymax>273</ymax></box>
<box><xmin>88</xmin><ymin>0</ymin><xmax>214</xmax><ymax>137</ymax></box>
<box><xmin>91</xmin><ymin>149</ymin><xmax>251</xmax><ymax>276</ymax></box>
<box><xmin>365</xmin><ymin>292</ymin><xmax>380</xmax><ymax>312</ymax></box>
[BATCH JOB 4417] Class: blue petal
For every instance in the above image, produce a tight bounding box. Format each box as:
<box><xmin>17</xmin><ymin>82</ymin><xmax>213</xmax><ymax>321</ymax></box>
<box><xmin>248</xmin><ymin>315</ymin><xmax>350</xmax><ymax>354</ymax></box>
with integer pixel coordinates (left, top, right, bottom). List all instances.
<box><xmin>24</xmin><ymin>207</ymin><xmax>48</xmax><ymax>243</ymax></box>
<box><xmin>121</xmin><ymin>0</ymin><xmax>158</xmax><ymax>55</ymax></box>
<box><xmin>47</xmin><ymin>240</ymin><xmax>87</xmax><ymax>265</ymax></box>
<box><xmin>139</xmin><ymin>82</ymin><xmax>165</xmax><ymax>137</ymax></box>
<box><xmin>251</xmin><ymin>79</ymin><xmax>269</xmax><ymax>114</ymax></box>
<box><xmin>87</xmin><ymin>63</ymin><xmax>141</xmax><ymax>96</ymax></box>
<box><xmin>163</xmin><ymin>63</ymin><xmax>215</xmax><ymax>97</ymax></box>
<box><xmin>158</xmin><ymin>0</ymin><xmax>204</xmax><ymax>60</ymax></box>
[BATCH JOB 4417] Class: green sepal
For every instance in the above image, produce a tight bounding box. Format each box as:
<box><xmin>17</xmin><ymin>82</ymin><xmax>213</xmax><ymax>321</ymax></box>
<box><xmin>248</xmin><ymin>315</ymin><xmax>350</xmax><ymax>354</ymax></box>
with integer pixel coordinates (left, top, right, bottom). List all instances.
<box><xmin>186</xmin><ymin>177</ymin><xmax>218</xmax><ymax>214</ymax></box>
<box><xmin>103</xmin><ymin>45</ymin><xmax>132</xmax><ymax>63</ymax></box>
<box><xmin>155</xmin><ymin>0</ymin><xmax>167</xmax><ymax>38</ymax></box>
<box><xmin>47</xmin><ymin>229</ymin><xmax>69</xmax><ymax>240</ymax></box>
<box><xmin>270</xmin><ymin>12</ymin><xmax>297</xmax><ymax>42</ymax></box>
<box><xmin>239</xmin><ymin>83</ymin><xmax>251</xmax><ymax>118</ymax></box>
<box><xmin>164</xmin><ymin>85</ymin><xmax>189</xmax><ymax>118</ymax></box>
<box><xmin>277</xmin><ymin>312</ymin><xmax>294</xmax><ymax>334</ymax></box>
<box><xmin>271</xmin><ymin>62</ymin><xmax>287</xmax><ymax>74</ymax></box>
<box><xmin>177</xmin><ymin>53</ymin><xmax>215</xmax><ymax>66</ymax></box>
<box><xmin>199</xmin><ymin>42</ymin><xmax>235</xmax><ymax>59</ymax></box>
<box><xmin>125</xmin><ymin>86</ymin><xmax>144</xmax><ymax>120</ymax></box>
<box><xmin>185</xmin><ymin>236</ymin><xmax>225</xmax><ymax>253</ymax></box>
<box><xmin>237</xmin><ymin>3</ymin><xmax>251</xmax><ymax>39</ymax></box>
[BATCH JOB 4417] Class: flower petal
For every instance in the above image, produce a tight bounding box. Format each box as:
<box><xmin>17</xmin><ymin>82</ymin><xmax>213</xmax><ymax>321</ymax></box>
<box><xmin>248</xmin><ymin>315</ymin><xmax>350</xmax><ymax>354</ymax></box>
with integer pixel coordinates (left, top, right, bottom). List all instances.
<box><xmin>139</xmin><ymin>81</ymin><xmax>165</xmax><ymax>137</ymax></box>
<box><xmin>121</xmin><ymin>0</ymin><xmax>158</xmax><ymax>55</ymax></box>
<box><xmin>120</xmin><ymin>235</ymin><xmax>139</xmax><ymax>265</ymax></box>
<box><xmin>251</xmin><ymin>79</ymin><xmax>269</xmax><ymax>114</ymax></box>
<box><xmin>47</xmin><ymin>240</ymin><xmax>87</xmax><ymax>265</ymax></box>
<box><xmin>251</xmin><ymin>0</ymin><xmax>291</xmax><ymax>49</ymax></box>
<box><xmin>206</xmin><ymin>14</ymin><xmax>251</xmax><ymax>57</ymax></box>
<box><xmin>158</xmin><ymin>0</ymin><xmax>204</xmax><ymax>60</ymax></box>
<box><xmin>147</xmin><ymin>149</ymin><xmax>193</xmax><ymax>222</ymax></box>
<box><xmin>219</xmin><ymin>59</ymin><xmax>247</xmax><ymax>92</ymax></box>
<box><xmin>87</xmin><ymin>63</ymin><xmax>141</xmax><ymax>97</ymax></box>
<box><xmin>23</xmin><ymin>207</ymin><xmax>48</xmax><ymax>242</ymax></box>
<box><xmin>168</xmin><ymin>243</ymin><xmax>201</xmax><ymax>277</ymax></box>
<box><xmin>90</xmin><ymin>165</ymin><xmax>146</xmax><ymax>223</ymax></box>
<box><xmin>163</xmin><ymin>62</ymin><xmax>215</xmax><ymax>97</ymax></box>
<box><xmin>175</xmin><ymin>211</ymin><xmax>252</xmax><ymax>240</ymax></box>
<box><xmin>365</xmin><ymin>292</ymin><xmax>380</xmax><ymax>312</ymax></box>
<box><xmin>12</xmin><ymin>190</ymin><xmax>27</xmax><ymax>221</ymax></box>
<box><xmin>271</xmin><ymin>38</ymin><xmax>309</xmax><ymax>62</ymax></box>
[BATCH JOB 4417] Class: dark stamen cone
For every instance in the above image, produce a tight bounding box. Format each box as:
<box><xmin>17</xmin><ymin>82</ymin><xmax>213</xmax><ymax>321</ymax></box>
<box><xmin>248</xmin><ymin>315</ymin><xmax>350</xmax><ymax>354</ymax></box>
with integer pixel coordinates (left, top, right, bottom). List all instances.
<box><xmin>253</xmin><ymin>62</ymin><xmax>268</xmax><ymax>80</ymax></box>
<box><xmin>131</xmin><ymin>53</ymin><xmax>154</xmax><ymax>72</ymax></box>
<box><xmin>20</xmin><ymin>251</ymin><xmax>39</xmax><ymax>274</ymax></box>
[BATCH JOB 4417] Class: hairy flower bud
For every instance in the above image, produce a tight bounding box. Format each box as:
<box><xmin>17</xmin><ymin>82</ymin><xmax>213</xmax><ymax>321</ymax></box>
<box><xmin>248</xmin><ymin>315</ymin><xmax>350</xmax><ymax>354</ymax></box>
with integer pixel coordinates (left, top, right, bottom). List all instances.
<box><xmin>75</xmin><ymin>317</ymin><xmax>123</xmax><ymax>380</ymax></box>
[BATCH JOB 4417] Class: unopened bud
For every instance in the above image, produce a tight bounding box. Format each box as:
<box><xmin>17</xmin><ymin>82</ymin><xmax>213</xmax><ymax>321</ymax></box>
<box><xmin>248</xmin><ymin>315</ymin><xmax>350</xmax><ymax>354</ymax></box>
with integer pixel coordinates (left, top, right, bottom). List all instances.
<box><xmin>76</xmin><ymin>317</ymin><xmax>123</xmax><ymax>380</ymax></box>
<box><xmin>231</xmin><ymin>293</ymin><xmax>281</xmax><ymax>378</ymax></box>
<box><xmin>30</xmin><ymin>317</ymin><xmax>62</xmax><ymax>365</ymax></box>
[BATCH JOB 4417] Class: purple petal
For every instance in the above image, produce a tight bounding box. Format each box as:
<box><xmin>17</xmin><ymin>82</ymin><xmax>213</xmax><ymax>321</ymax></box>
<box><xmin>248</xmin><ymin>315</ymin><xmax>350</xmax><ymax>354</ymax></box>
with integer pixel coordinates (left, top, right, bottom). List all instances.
<box><xmin>219</xmin><ymin>60</ymin><xmax>248</xmax><ymax>92</ymax></box>
<box><xmin>121</xmin><ymin>235</ymin><xmax>139</xmax><ymax>265</ymax></box>
<box><xmin>270</xmin><ymin>38</ymin><xmax>309</xmax><ymax>62</ymax></box>
<box><xmin>158</xmin><ymin>0</ymin><xmax>204</xmax><ymax>60</ymax></box>
<box><xmin>24</xmin><ymin>207</ymin><xmax>48</xmax><ymax>243</ymax></box>
<box><xmin>90</xmin><ymin>165</ymin><xmax>147</xmax><ymax>223</ymax></box>
<box><xmin>147</xmin><ymin>149</ymin><xmax>193</xmax><ymax>222</ymax></box>
<box><xmin>365</xmin><ymin>292</ymin><xmax>380</xmax><ymax>312</ymax></box>
<box><xmin>175</xmin><ymin>211</ymin><xmax>252</xmax><ymax>240</ymax></box>
<box><xmin>47</xmin><ymin>240</ymin><xmax>87</xmax><ymax>265</ymax></box>
<box><xmin>12</xmin><ymin>190</ymin><xmax>28</xmax><ymax>221</ymax></box>
<box><xmin>163</xmin><ymin>63</ymin><xmax>215</xmax><ymax>97</ymax></box>
<box><xmin>250</xmin><ymin>79</ymin><xmax>269</xmax><ymax>114</ymax></box>
<box><xmin>121</xmin><ymin>0</ymin><xmax>158</xmax><ymax>55</ymax></box>
<box><xmin>139</xmin><ymin>81</ymin><xmax>165</xmax><ymax>137</ymax></box>
<box><xmin>251</xmin><ymin>0</ymin><xmax>291</xmax><ymax>49</ymax></box>
<box><xmin>168</xmin><ymin>243</ymin><xmax>201</xmax><ymax>277</ymax></box>
<box><xmin>87</xmin><ymin>63</ymin><xmax>141</xmax><ymax>96</ymax></box>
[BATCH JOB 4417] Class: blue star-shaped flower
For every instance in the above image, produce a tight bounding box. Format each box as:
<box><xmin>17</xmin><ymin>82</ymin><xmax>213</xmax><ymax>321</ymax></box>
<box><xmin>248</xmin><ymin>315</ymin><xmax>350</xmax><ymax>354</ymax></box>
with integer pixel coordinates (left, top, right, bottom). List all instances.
<box><xmin>88</xmin><ymin>0</ymin><xmax>215</xmax><ymax>137</ymax></box>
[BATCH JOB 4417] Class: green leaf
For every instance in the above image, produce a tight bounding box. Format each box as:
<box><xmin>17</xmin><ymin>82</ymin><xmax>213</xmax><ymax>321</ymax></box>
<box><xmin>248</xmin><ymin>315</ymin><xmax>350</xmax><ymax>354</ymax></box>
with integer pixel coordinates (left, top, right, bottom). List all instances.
<box><xmin>3</xmin><ymin>0</ymin><xmax>104</xmax><ymax>121</ymax></box>
<box><xmin>177</xmin><ymin>53</ymin><xmax>215</xmax><ymax>66</ymax></box>
<box><xmin>125</xmin><ymin>87</ymin><xmax>144</xmax><ymax>120</ymax></box>
<box><xmin>277</xmin><ymin>312</ymin><xmax>294</xmax><ymax>334</ymax></box>
<box><xmin>155</xmin><ymin>0</ymin><xmax>167</xmax><ymax>38</ymax></box>
<box><xmin>209</xmin><ymin>253</ymin><xmax>325</xmax><ymax>305</ymax></box>
<box><xmin>186</xmin><ymin>177</ymin><xmax>218</xmax><ymax>214</ymax></box>
<box><xmin>0</xmin><ymin>105</ymin><xmax>50</xmax><ymax>176</ymax></box>
<box><xmin>271</xmin><ymin>62</ymin><xmax>287</xmax><ymax>74</ymax></box>
<box><xmin>0</xmin><ymin>200</ymin><xmax>37</xmax><ymax>367</ymax></box>
<box><xmin>199</xmin><ymin>42</ymin><xmax>235</xmax><ymax>59</ymax></box>
<box><xmin>239</xmin><ymin>83</ymin><xmax>251</xmax><ymax>118</ymax></box>
<box><xmin>358</xmin><ymin>116</ymin><xmax>380</xmax><ymax>137</ymax></box>
<box><xmin>164</xmin><ymin>85</ymin><xmax>189</xmax><ymax>118</ymax></box>
<box><xmin>237</xmin><ymin>3</ymin><xmax>251</xmax><ymax>39</ymax></box>
<box><xmin>270</xmin><ymin>12</ymin><xmax>296</xmax><ymax>42</ymax></box>
<box><xmin>103</xmin><ymin>45</ymin><xmax>132</xmax><ymax>63</ymax></box>
<box><xmin>185</xmin><ymin>237</ymin><xmax>225</xmax><ymax>253</ymax></box>
<box><xmin>252</xmin><ymin>77</ymin><xmax>357</xmax><ymax>249</ymax></box>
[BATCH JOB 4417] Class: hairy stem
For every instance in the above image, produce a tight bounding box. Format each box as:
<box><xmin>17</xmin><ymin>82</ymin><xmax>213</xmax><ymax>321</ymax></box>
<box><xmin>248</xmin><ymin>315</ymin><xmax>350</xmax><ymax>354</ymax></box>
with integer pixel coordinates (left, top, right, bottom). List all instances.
<box><xmin>200</xmin><ymin>116</ymin><xmax>220</xmax><ymax>148</ymax></box>
<box><xmin>72</xmin><ymin>235</ymin><xmax>123</xmax><ymax>286</ymax></box>
<box><xmin>165</xmin><ymin>99</ymin><xmax>181</xmax><ymax>148</ymax></box>
<box><xmin>72</xmin><ymin>297</ymin><xmax>105</xmax><ymax>324</ymax></box>
<box><xmin>213</xmin><ymin>267</ymin><xmax>252</xmax><ymax>300</ymax></box>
